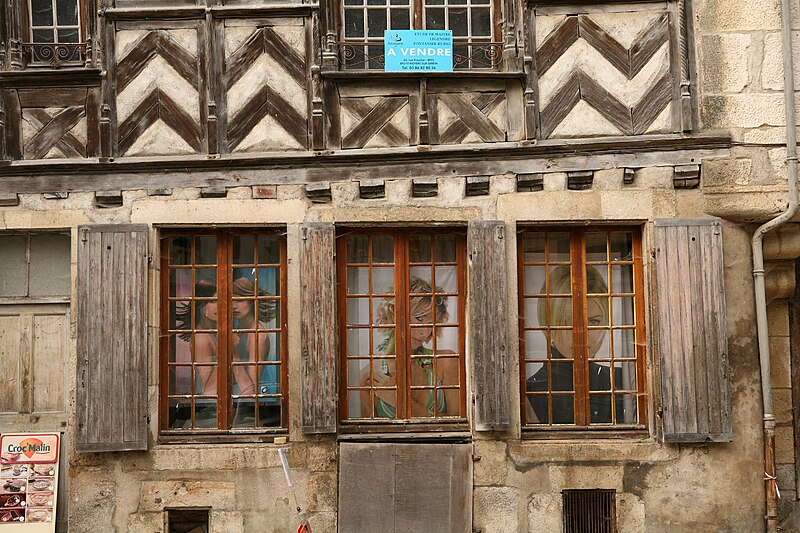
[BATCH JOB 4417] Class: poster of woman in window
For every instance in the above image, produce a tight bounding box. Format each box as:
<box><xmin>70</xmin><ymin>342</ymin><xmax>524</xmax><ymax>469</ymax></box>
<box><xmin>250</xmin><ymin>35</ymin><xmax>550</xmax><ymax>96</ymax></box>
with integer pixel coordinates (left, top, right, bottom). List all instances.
<box><xmin>521</xmin><ymin>230</ymin><xmax>641</xmax><ymax>427</ymax></box>
<box><xmin>166</xmin><ymin>234</ymin><xmax>283</xmax><ymax>430</ymax></box>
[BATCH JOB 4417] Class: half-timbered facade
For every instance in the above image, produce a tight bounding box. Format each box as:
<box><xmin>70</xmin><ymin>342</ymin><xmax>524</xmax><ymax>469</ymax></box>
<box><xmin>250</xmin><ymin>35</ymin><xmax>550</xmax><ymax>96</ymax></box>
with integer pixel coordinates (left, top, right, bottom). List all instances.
<box><xmin>0</xmin><ymin>0</ymin><xmax>798</xmax><ymax>529</ymax></box>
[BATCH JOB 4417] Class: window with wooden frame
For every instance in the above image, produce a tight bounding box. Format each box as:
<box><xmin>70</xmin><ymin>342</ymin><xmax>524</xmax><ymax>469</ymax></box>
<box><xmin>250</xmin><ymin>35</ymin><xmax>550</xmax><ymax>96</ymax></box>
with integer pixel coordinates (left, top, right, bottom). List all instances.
<box><xmin>338</xmin><ymin>229</ymin><xmax>467</xmax><ymax>426</ymax></box>
<box><xmin>339</xmin><ymin>0</ymin><xmax>501</xmax><ymax>69</ymax></box>
<box><xmin>23</xmin><ymin>0</ymin><xmax>86</xmax><ymax>67</ymax></box>
<box><xmin>519</xmin><ymin>227</ymin><xmax>647</xmax><ymax>429</ymax></box>
<box><xmin>160</xmin><ymin>230</ymin><xmax>287</xmax><ymax>436</ymax></box>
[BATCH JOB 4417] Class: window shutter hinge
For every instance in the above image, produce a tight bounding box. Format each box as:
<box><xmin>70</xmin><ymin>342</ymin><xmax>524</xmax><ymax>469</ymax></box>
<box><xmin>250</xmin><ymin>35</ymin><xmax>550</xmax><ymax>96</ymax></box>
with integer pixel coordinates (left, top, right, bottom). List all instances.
<box><xmin>301</xmin><ymin>227</ymin><xmax>308</xmax><ymax>241</ymax></box>
<box><xmin>496</xmin><ymin>225</ymin><xmax>504</xmax><ymax>240</ymax></box>
<box><xmin>80</xmin><ymin>228</ymin><xmax>88</xmax><ymax>243</ymax></box>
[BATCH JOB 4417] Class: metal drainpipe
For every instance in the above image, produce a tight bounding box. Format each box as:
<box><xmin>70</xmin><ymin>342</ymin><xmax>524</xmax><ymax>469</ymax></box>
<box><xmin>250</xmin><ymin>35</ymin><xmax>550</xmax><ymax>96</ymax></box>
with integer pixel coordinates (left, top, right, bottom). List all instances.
<box><xmin>752</xmin><ymin>0</ymin><xmax>799</xmax><ymax>527</ymax></box>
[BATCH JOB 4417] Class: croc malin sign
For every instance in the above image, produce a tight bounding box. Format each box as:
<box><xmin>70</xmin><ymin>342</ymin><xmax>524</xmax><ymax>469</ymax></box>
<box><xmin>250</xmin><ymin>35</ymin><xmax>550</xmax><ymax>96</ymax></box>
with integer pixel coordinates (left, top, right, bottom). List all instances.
<box><xmin>384</xmin><ymin>30</ymin><xmax>453</xmax><ymax>72</ymax></box>
<box><xmin>1</xmin><ymin>434</ymin><xmax>59</xmax><ymax>464</ymax></box>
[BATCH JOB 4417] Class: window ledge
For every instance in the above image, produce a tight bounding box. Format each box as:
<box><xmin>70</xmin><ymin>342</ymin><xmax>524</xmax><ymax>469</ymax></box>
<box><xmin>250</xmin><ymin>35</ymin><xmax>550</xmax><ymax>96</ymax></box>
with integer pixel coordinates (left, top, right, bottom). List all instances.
<box><xmin>157</xmin><ymin>431</ymin><xmax>288</xmax><ymax>445</ymax></box>
<box><xmin>338</xmin><ymin>431</ymin><xmax>472</xmax><ymax>443</ymax></box>
<box><xmin>321</xmin><ymin>70</ymin><xmax>525</xmax><ymax>80</ymax></box>
<box><xmin>0</xmin><ymin>68</ymin><xmax>101</xmax><ymax>87</ymax></box>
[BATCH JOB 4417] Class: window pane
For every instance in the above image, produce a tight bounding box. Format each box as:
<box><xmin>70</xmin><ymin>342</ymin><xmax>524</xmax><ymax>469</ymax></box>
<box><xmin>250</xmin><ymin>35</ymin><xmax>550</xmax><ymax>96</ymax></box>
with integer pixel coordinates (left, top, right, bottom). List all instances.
<box><xmin>610</xmin><ymin>232</ymin><xmax>634</xmax><ymax>261</ymax></box>
<box><xmin>611</xmin><ymin>264</ymin><xmax>633</xmax><ymax>293</ymax></box>
<box><xmin>617</xmin><ymin>394</ymin><xmax>638</xmax><ymax>424</ymax></box>
<box><xmin>367</xmin><ymin>9</ymin><xmax>387</xmax><ymax>37</ymax></box>
<box><xmin>30</xmin><ymin>0</ymin><xmax>53</xmax><ymax>27</ymax></box>
<box><xmin>548</xmin><ymin>265</ymin><xmax>571</xmax><ymax>295</ymax></box>
<box><xmin>232</xmin><ymin>235</ymin><xmax>255</xmax><ymax>264</ymax></box>
<box><xmin>521</xmin><ymin>233</ymin><xmax>545</xmax><ymax>262</ymax></box>
<box><xmin>434</xmin><ymin>265</ymin><xmax>457</xmax><ymax>292</ymax></box>
<box><xmin>550</xmin><ymin>361</ymin><xmax>574</xmax><ymax>391</ymax></box>
<box><xmin>548</xmin><ymin>232</ymin><xmax>571</xmax><ymax>262</ymax></box>
<box><xmin>434</xmin><ymin>326</ymin><xmax>459</xmax><ymax>352</ymax></box>
<box><xmin>587</xmin><ymin>297</ymin><xmax>609</xmax><ymax>326</ymax></box>
<box><xmin>612</xmin><ymin>329</ymin><xmax>636</xmax><ymax>359</ymax></box>
<box><xmin>375</xmin><ymin>328</ymin><xmax>395</xmax><ymax>352</ymax></box>
<box><xmin>170</xmin><ymin>237</ymin><xmax>191</xmax><ymax>265</ymax></box>
<box><xmin>257</xmin><ymin>236</ymin><xmax>281</xmax><ymax>264</ymax></box>
<box><xmin>426</xmin><ymin>7</ymin><xmax>445</xmax><ymax>30</ymax></box>
<box><xmin>194</xmin><ymin>402</ymin><xmax>217</xmax><ymax>428</ymax></box>
<box><xmin>585</xmin><ymin>232</ymin><xmax>607</xmax><ymax>262</ymax></box>
<box><xmin>347</xmin><ymin>266</ymin><xmax>369</xmax><ymax>294</ymax></box>
<box><xmin>57</xmin><ymin>28</ymin><xmax>78</xmax><ymax>43</ymax></box>
<box><xmin>194</xmin><ymin>236</ymin><xmax>216</xmax><ymax>264</ymax></box>
<box><xmin>169</xmin><ymin>366</ymin><xmax>192</xmax><ymax>396</ymax></box>
<box><xmin>168</xmin><ymin>400</ymin><xmax>191</xmax><ymax>429</ymax></box>
<box><xmin>551</xmin><ymin>395</ymin><xmax>574</xmax><ymax>424</ymax></box>
<box><xmin>346</xmin><ymin>235</ymin><xmax>369</xmax><ymax>263</ymax></box>
<box><xmin>524</xmin><ymin>330</ymin><xmax>548</xmax><ymax>359</ymax></box>
<box><xmin>523</xmin><ymin>265</ymin><xmax>546</xmax><ymax>295</ymax></box>
<box><xmin>0</xmin><ymin>235</ymin><xmax>28</xmax><ymax>297</ymax></box>
<box><xmin>589</xmin><ymin>394</ymin><xmax>613</xmax><ymax>423</ymax></box>
<box><xmin>32</xmin><ymin>29</ymin><xmax>54</xmax><ymax>43</ymax></box>
<box><xmin>547</xmin><ymin>297</ymin><xmax>572</xmax><ymax>326</ymax></box>
<box><xmin>344</xmin><ymin>9</ymin><xmax>364</xmax><ymax>37</ymax></box>
<box><xmin>170</xmin><ymin>300</ymin><xmax>191</xmax><ymax>331</ymax></box>
<box><xmin>231</xmin><ymin>399</ymin><xmax>255</xmax><ymax>427</ymax></box>
<box><xmin>372</xmin><ymin>235</ymin><xmax>394</xmax><ymax>263</ymax></box>
<box><xmin>390</xmin><ymin>8</ymin><xmax>410</xmax><ymax>29</ymax></box>
<box><xmin>588</xmin><ymin>363</ymin><xmax>612</xmax><ymax>391</ymax></box>
<box><xmin>372</xmin><ymin>266</ymin><xmax>394</xmax><ymax>294</ymax></box>
<box><xmin>409</xmin><ymin>266</ymin><xmax>432</xmax><ymax>286</ymax></box>
<box><xmin>255</xmin><ymin>267</ymin><xmax>279</xmax><ymax>296</ymax></box>
<box><xmin>611</xmin><ymin>297</ymin><xmax>634</xmax><ymax>326</ymax></box>
<box><xmin>448</xmin><ymin>8</ymin><xmax>468</xmax><ymax>36</ymax></box>
<box><xmin>409</xmin><ymin>235</ymin><xmax>431</xmax><ymax>262</ymax></box>
<box><xmin>434</xmin><ymin>234</ymin><xmax>457</xmax><ymax>262</ymax></box>
<box><xmin>471</xmin><ymin>7</ymin><xmax>491</xmax><ymax>36</ymax></box>
<box><xmin>29</xmin><ymin>234</ymin><xmax>70</xmax><ymax>297</ymax></box>
<box><xmin>347</xmin><ymin>328</ymin><xmax>371</xmax><ymax>356</ymax></box>
<box><xmin>347</xmin><ymin>297</ymin><xmax>372</xmax><ymax>325</ymax></box>
<box><xmin>614</xmin><ymin>361</ymin><xmax>637</xmax><ymax>391</ymax></box>
<box><xmin>56</xmin><ymin>0</ymin><xmax>79</xmax><ymax>25</ymax></box>
<box><xmin>348</xmin><ymin>359</ymin><xmax>368</xmax><ymax>386</ymax></box>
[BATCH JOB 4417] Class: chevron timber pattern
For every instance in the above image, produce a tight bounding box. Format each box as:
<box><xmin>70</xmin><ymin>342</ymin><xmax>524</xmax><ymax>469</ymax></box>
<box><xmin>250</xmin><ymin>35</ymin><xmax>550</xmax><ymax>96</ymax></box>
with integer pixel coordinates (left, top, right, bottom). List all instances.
<box><xmin>116</xmin><ymin>29</ymin><xmax>202</xmax><ymax>156</ymax></box>
<box><xmin>536</xmin><ymin>12</ymin><xmax>674</xmax><ymax>138</ymax></box>
<box><xmin>224</xmin><ymin>26</ymin><xmax>308</xmax><ymax>152</ymax></box>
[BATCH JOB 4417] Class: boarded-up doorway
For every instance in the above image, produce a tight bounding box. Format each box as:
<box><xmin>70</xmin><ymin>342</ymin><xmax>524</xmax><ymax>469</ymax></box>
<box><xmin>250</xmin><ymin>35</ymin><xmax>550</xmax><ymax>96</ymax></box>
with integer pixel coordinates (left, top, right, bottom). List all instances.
<box><xmin>338</xmin><ymin>442</ymin><xmax>472</xmax><ymax>533</ymax></box>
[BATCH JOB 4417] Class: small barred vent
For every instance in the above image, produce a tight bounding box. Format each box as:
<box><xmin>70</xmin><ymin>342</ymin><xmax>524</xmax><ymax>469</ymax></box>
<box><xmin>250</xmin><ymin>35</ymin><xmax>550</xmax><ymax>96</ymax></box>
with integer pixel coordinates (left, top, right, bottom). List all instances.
<box><xmin>167</xmin><ymin>509</ymin><xmax>209</xmax><ymax>533</ymax></box>
<box><xmin>562</xmin><ymin>489</ymin><xmax>616</xmax><ymax>533</ymax></box>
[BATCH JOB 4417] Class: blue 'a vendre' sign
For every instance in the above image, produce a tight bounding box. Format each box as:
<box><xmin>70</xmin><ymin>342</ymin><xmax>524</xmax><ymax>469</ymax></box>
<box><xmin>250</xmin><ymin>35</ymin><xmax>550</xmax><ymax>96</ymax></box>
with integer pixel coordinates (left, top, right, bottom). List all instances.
<box><xmin>384</xmin><ymin>30</ymin><xmax>453</xmax><ymax>72</ymax></box>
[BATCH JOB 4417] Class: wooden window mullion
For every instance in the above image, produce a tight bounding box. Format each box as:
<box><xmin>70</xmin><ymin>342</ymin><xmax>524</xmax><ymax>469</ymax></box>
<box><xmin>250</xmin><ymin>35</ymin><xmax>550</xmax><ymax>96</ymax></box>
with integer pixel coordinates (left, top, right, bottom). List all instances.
<box><xmin>396</xmin><ymin>232</ymin><xmax>409</xmax><ymax>419</ymax></box>
<box><xmin>217</xmin><ymin>233</ymin><xmax>231</xmax><ymax>430</ymax></box>
<box><xmin>414</xmin><ymin>0</ymin><xmax>423</xmax><ymax>29</ymax></box>
<box><xmin>571</xmin><ymin>229</ymin><xmax>589</xmax><ymax>426</ymax></box>
<box><xmin>159</xmin><ymin>238</ymin><xmax>170</xmax><ymax>431</ymax></box>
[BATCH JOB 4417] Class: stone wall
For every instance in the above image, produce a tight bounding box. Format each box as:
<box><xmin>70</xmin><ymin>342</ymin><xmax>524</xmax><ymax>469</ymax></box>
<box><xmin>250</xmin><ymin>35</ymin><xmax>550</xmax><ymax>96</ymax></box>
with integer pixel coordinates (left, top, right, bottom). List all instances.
<box><xmin>0</xmin><ymin>171</ymin><xmax>766</xmax><ymax>532</ymax></box>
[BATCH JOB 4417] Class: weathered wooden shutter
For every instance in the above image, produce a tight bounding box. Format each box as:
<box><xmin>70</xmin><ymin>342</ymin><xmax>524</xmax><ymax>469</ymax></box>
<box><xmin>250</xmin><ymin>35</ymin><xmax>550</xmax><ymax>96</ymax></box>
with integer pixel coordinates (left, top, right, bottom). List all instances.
<box><xmin>654</xmin><ymin>218</ymin><xmax>732</xmax><ymax>442</ymax></box>
<box><xmin>76</xmin><ymin>225</ymin><xmax>148</xmax><ymax>452</ymax></box>
<box><xmin>300</xmin><ymin>222</ymin><xmax>337</xmax><ymax>433</ymax></box>
<box><xmin>468</xmin><ymin>221</ymin><xmax>511</xmax><ymax>431</ymax></box>
<box><xmin>338</xmin><ymin>443</ymin><xmax>472</xmax><ymax>533</ymax></box>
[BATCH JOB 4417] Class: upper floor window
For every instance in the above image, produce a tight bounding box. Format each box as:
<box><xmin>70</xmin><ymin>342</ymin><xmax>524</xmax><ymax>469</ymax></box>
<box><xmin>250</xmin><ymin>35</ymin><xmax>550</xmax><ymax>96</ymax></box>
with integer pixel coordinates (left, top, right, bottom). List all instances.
<box><xmin>519</xmin><ymin>227</ymin><xmax>647</xmax><ymax>429</ymax></box>
<box><xmin>338</xmin><ymin>229</ymin><xmax>466</xmax><ymax>426</ymax></box>
<box><xmin>160</xmin><ymin>230</ymin><xmax>287</xmax><ymax>436</ymax></box>
<box><xmin>340</xmin><ymin>0</ymin><xmax>499</xmax><ymax>69</ymax></box>
<box><xmin>25</xmin><ymin>0</ymin><xmax>85</xmax><ymax>67</ymax></box>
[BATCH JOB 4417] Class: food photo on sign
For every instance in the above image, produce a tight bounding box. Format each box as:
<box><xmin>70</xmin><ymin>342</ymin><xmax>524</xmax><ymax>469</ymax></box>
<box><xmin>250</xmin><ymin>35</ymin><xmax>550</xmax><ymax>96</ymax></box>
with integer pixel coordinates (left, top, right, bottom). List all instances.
<box><xmin>0</xmin><ymin>433</ymin><xmax>60</xmax><ymax>529</ymax></box>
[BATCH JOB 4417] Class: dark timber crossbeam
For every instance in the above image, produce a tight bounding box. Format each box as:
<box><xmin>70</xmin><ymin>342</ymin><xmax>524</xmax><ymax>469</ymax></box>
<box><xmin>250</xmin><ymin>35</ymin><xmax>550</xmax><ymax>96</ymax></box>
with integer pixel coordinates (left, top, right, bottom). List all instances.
<box><xmin>0</xmin><ymin>133</ymin><xmax>731</xmax><ymax>194</ymax></box>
